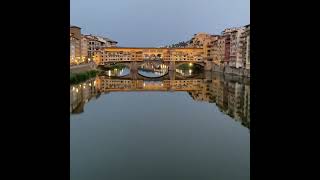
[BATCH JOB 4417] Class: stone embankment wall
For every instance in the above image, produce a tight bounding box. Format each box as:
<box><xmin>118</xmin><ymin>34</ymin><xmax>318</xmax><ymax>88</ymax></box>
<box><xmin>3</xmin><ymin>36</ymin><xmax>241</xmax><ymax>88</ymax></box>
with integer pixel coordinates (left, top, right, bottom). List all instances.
<box><xmin>212</xmin><ymin>64</ymin><xmax>250</xmax><ymax>78</ymax></box>
<box><xmin>70</xmin><ymin>63</ymin><xmax>97</xmax><ymax>74</ymax></box>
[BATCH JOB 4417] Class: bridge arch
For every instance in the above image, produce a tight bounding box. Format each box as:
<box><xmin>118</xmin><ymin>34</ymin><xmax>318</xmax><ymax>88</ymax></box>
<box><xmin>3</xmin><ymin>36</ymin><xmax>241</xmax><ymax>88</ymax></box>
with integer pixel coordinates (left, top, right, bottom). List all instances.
<box><xmin>138</xmin><ymin>60</ymin><xmax>168</xmax><ymax>78</ymax></box>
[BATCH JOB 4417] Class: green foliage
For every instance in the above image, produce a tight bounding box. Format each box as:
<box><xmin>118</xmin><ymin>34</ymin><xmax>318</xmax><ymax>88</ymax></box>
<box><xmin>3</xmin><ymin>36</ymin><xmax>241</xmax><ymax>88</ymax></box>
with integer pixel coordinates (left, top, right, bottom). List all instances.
<box><xmin>104</xmin><ymin>64</ymin><xmax>127</xmax><ymax>70</ymax></box>
<box><xmin>165</xmin><ymin>41</ymin><xmax>190</xmax><ymax>48</ymax></box>
<box><xmin>177</xmin><ymin>64</ymin><xmax>191</xmax><ymax>70</ymax></box>
<box><xmin>70</xmin><ymin>70</ymin><xmax>99</xmax><ymax>84</ymax></box>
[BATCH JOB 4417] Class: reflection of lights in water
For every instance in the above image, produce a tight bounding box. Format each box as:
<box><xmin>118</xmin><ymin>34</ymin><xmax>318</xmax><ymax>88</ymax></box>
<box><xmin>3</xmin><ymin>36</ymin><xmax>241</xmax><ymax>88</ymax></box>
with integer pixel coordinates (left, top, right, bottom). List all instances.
<box><xmin>94</xmin><ymin>81</ymin><xmax>96</xmax><ymax>86</ymax></box>
<box><xmin>89</xmin><ymin>83</ymin><xmax>91</xmax><ymax>87</ymax></box>
<box><xmin>143</xmin><ymin>83</ymin><xmax>145</xmax><ymax>87</ymax></box>
<box><xmin>83</xmin><ymin>85</ymin><xmax>86</xmax><ymax>89</ymax></box>
<box><xmin>72</xmin><ymin>87</ymin><xmax>75</xmax><ymax>91</ymax></box>
<box><xmin>76</xmin><ymin>88</ymin><xmax>78</xmax><ymax>93</ymax></box>
<box><xmin>108</xmin><ymin>70</ymin><xmax>111</xmax><ymax>76</ymax></box>
<box><xmin>189</xmin><ymin>69</ymin><xmax>192</xmax><ymax>74</ymax></box>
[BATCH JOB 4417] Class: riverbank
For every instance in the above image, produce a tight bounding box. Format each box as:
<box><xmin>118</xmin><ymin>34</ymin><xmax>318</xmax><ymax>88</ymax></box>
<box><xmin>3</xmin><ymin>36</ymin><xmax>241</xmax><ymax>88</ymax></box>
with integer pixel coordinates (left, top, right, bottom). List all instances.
<box><xmin>70</xmin><ymin>70</ymin><xmax>100</xmax><ymax>84</ymax></box>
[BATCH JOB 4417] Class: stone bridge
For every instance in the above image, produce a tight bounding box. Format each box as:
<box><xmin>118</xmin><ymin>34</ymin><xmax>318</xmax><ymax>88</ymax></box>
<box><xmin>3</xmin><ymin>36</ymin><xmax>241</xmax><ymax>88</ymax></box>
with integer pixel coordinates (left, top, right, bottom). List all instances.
<box><xmin>93</xmin><ymin>47</ymin><xmax>213</xmax><ymax>71</ymax></box>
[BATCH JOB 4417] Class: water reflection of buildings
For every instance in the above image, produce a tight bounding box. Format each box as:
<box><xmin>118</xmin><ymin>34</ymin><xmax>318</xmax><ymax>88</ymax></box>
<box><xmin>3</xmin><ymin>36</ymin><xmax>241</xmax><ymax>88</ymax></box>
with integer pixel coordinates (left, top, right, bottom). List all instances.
<box><xmin>70</xmin><ymin>79</ymin><xmax>100</xmax><ymax>114</ymax></box>
<box><xmin>188</xmin><ymin>73</ymin><xmax>250</xmax><ymax>129</ymax></box>
<box><xmin>70</xmin><ymin>72</ymin><xmax>250</xmax><ymax>129</ymax></box>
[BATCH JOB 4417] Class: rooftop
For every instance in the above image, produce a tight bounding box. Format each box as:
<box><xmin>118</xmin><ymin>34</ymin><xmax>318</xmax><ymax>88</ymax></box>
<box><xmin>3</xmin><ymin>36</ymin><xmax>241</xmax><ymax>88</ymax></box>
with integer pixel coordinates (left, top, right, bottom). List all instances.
<box><xmin>70</xmin><ymin>25</ymin><xmax>81</xmax><ymax>29</ymax></box>
<box><xmin>84</xmin><ymin>34</ymin><xmax>118</xmax><ymax>43</ymax></box>
<box><xmin>102</xmin><ymin>37</ymin><xmax>118</xmax><ymax>43</ymax></box>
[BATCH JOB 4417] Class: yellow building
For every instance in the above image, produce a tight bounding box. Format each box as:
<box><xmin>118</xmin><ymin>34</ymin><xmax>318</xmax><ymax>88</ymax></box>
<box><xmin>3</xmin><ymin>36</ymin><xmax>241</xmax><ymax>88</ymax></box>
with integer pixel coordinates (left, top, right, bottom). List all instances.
<box><xmin>70</xmin><ymin>26</ymin><xmax>81</xmax><ymax>64</ymax></box>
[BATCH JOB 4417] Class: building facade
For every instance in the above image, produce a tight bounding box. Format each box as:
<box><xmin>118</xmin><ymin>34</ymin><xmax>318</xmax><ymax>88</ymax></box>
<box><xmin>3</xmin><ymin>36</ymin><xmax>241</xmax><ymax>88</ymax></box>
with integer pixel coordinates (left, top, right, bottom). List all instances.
<box><xmin>241</xmin><ymin>25</ymin><xmax>250</xmax><ymax>70</ymax></box>
<box><xmin>70</xmin><ymin>26</ymin><xmax>89</xmax><ymax>65</ymax></box>
<box><xmin>81</xmin><ymin>36</ymin><xmax>88</xmax><ymax>63</ymax></box>
<box><xmin>229</xmin><ymin>28</ymin><xmax>245</xmax><ymax>68</ymax></box>
<box><xmin>85</xmin><ymin>35</ymin><xmax>105</xmax><ymax>60</ymax></box>
<box><xmin>222</xmin><ymin>25</ymin><xmax>250</xmax><ymax>69</ymax></box>
<box><xmin>93</xmin><ymin>47</ymin><xmax>204</xmax><ymax>65</ymax></box>
<box><xmin>85</xmin><ymin>34</ymin><xmax>118</xmax><ymax>60</ymax></box>
<box><xmin>70</xmin><ymin>26</ymin><xmax>81</xmax><ymax>64</ymax></box>
<box><xmin>70</xmin><ymin>26</ymin><xmax>118</xmax><ymax>65</ymax></box>
<box><xmin>70</xmin><ymin>40</ymin><xmax>75</xmax><ymax>64</ymax></box>
<box><xmin>222</xmin><ymin>27</ymin><xmax>244</xmax><ymax>68</ymax></box>
<box><xmin>211</xmin><ymin>36</ymin><xmax>225</xmax><ymax>66</ymax></box>
<box><xmin>189</xmin><ymin>33</ymin><xmax>219</xmax><ymax>62</ymax></box>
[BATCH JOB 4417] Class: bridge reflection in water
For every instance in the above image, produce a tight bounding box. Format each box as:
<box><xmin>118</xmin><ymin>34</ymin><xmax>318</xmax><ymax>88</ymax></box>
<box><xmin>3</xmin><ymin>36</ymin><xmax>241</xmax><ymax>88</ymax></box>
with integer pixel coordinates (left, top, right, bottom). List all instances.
<box><xmin>70</xmin><ymin>71</ymin><xmax>250</xmax><ymax>129</ymax></box>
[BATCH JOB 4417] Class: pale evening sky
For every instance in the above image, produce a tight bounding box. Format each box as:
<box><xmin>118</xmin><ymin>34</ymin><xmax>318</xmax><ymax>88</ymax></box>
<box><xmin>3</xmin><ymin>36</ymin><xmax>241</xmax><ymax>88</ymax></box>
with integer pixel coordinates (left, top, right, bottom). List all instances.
<box><xmin>71</xmin><ymin>0</ymin><xmax>250</xmax><ymax>47</ymax></box>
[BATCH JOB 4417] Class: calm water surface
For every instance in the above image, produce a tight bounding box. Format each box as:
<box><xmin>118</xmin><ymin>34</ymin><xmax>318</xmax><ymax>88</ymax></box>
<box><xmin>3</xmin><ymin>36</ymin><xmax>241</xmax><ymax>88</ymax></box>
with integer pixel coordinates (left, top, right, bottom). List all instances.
<box><xmin>70</xmin><ymin>71</ymin><xmax>250</xmax><ymax>180</ymax></box>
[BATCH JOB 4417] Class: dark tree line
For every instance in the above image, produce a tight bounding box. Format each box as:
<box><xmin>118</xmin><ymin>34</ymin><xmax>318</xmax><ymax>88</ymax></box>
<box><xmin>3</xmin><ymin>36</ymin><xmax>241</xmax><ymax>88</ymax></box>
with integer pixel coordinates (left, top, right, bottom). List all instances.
<box><xmin>164</xmin><ymin>40</ymin><xmax>192</xmax><ymax>48</ymax></box>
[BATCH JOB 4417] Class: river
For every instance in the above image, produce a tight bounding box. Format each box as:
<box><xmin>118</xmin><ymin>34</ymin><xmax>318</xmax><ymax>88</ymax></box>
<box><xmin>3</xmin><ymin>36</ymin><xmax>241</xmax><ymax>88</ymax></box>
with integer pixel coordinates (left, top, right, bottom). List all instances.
<box><xmin>70</xmin><ymin>70</ymin><xmax>250</xmax><ymax>180</ymax></box>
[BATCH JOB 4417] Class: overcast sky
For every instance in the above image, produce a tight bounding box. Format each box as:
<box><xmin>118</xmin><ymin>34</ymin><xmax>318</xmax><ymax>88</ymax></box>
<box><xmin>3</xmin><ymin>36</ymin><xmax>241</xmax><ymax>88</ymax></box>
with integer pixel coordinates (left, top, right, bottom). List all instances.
<box><xmin>71</xmin><ymin>0</ymin><xmax>250</xmax><ymax>47</ymax></box>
